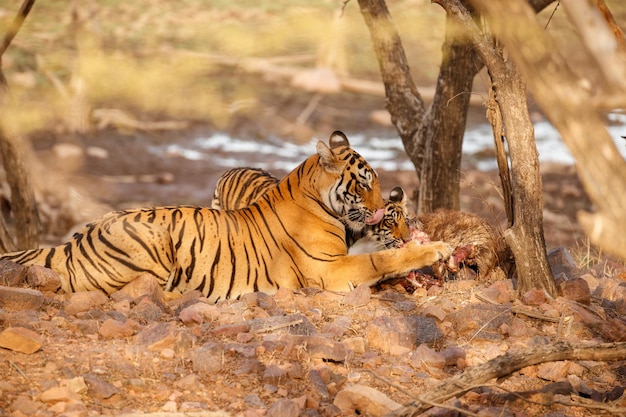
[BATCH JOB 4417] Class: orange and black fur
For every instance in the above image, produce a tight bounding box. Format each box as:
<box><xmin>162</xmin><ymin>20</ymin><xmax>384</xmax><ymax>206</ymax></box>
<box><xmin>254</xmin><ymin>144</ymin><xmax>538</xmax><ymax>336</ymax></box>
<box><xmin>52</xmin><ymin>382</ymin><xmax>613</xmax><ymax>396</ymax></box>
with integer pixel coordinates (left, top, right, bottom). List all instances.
<box><xmin>0</xmin><ymin>131</ymin><xmax>452</xmax><ymax>302</ymax></box>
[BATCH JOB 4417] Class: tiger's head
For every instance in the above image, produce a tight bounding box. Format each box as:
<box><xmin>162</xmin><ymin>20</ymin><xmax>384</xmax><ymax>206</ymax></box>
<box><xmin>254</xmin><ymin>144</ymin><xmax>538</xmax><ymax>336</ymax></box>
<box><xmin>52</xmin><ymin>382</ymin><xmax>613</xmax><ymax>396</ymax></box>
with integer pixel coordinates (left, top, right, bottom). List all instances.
<box><xmin>368</xmin><ymin>187</ymin><xmax>419</xmax><ymax>249</ymax></box>
<box><xmin>315</xmin><ymin>131</ymin><xmax>384</xmax><ymax>231</ymax></box>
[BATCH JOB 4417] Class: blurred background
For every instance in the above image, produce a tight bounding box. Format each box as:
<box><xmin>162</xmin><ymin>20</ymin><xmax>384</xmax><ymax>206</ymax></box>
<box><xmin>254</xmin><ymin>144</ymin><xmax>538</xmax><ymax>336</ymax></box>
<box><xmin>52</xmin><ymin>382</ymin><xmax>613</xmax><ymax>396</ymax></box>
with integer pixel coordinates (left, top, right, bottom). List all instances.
<box><xmin>0</xmin><ymin>0</ymin><xmax>625</xmax><ymax>251</ymax></box>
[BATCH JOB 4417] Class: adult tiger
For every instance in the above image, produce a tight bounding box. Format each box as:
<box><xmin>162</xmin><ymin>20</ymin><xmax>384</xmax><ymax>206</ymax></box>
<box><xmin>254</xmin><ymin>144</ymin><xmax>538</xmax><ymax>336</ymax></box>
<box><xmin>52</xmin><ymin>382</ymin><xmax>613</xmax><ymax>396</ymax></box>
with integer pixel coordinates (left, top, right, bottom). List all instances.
<box><xmin>0</xmin><ymin>131</ymin><xmax>452</xmax><ymax>302</ymax></box>
<box><xmin>210</xmin><ymin>168</ymin><xmax>413</xmax><ymax>248</ymax></box>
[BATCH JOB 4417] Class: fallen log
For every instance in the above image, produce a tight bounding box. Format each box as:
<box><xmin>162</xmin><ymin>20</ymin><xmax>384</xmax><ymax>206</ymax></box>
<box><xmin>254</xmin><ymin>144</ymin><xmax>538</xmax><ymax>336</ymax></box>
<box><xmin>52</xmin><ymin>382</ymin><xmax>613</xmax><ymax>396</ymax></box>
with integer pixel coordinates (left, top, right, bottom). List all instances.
<box><xmin>388</xmin><ymin>341</ymin><xmax>626</xmax><ymax>417</ymax></box>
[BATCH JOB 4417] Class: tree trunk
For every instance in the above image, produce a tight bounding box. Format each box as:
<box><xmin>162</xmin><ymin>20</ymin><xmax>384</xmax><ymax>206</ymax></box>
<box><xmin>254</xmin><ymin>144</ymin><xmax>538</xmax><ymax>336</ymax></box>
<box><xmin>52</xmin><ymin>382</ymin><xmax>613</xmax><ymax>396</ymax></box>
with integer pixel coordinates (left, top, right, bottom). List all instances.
<box><xmin>435</xmin><ymin>0</ymin><xmax>557</xmax><ymax>296</ymax></box>
<box><xmin>0</xmin><ymin>0</ymin><xmax>40</xmax><ymax>251</ymax></box>
<box><xmin>490</xmin><ymin>67</ymin><xmax>557</xmax><ymax>296</ymax></box>
<box><xmin>358</xmin><ymin>0</ymin><xmax>478</xmax><ymax>214</ymax></box>
<box><xmin>416</xmin><ymin>3</ymin><xmax>477</xmax><ymax>213</ymax></box>
<box><xmin>470</xmin><ymin>0</ymin><xmax>626</xmax><ymax>262</ymax></box>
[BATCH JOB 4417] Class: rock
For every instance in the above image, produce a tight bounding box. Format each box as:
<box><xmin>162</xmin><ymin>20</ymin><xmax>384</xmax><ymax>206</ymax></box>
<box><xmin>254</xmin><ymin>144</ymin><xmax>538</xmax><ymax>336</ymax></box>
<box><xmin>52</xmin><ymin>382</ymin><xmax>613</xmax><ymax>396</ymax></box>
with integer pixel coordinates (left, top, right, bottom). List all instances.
<box><xmin>249</xmin><ymin>313</ymin><xmax>316</xmax><ymax>335</ymax></box>
<box><xmin>10</xmin><ymin>395</ymin><xmax>43</xmax><ymax>415</ymax></box>
<box><xmin>282</xmin><ymin>334</ymin><xmax>348</xmax><ymax>362</ymax></box>
<box><xmin>83</xmin><ymin>374</ymin><xmax>121</xmax><ymax>399</ymax></box>
<box><xmin>39</xmin><ymin>386</ymin><xmax>82</xmax><ymax>403</ymax></box>
<box><xmin>366</xmin><ymin>315</ymin><xmax>442</xmax><ymax>353</ymax></box>
<box><xmin>211</xmin><ymin>321</ymin><xmax>251</xmax><ymax>337</ymax></box>
<box><xmin>409</xmin><ymin>344</ymin><xmax>446</xmax><ymax>370</ymax></box>
<box><xmin>521</xmin><ymin>288</ymin><xmax>546</xmax><ymax>306</ymax></box>
<box><xmin>342</xmin><ymin>337</ymin><xmax>367</xmax><ymax>354</ymax></box>
<box><xmin>263</xmin><ymin>364</ymin><xmax>287</xmax><ymax>385</ymax></box>
<box><xmin>420</xmin><ymin>303</ymin><xmax>447</xmax><ymax>322</ymax></box>
<box><xmin>64</xmin><ymin>291</ymin><xmax>109</xmax><ymax>316</ymax></box>
<box><xmin>25</xmin><ymin>265</ymin><xmax>62</xmax><ymax>292</ymax></box>
<box><xmin>98</xmin><ymin>318</ymin><xmax>138</xmax><ymax>339</ymax></box>
<box><xmin>441</xmin><ymin>345</ymin><xmax>466</xmax><ymax>367</ymax></box>
<box><xmin>449</xmin><ymin>305</ymin><xmax>511</xmax><ymax>341</ymax></box>
<box><xmin>242</xmin><ymin>291</ymin><xmax>278</xmax><ymax>311</ymax></box>
<box><xmin>0</xmin><ymin>286</ymin><xmax>44</xmax><ymax>311</ymax></box>
<box><xmin>537</xmin><ymin>361</ymin><xmax>571</xmax><ymax>382</ymax></box>
<box><xmin>267</xmin><ymin>398</ymin><xmax>300</xmax><ymax>417</ymax></box>
<box><xmin>0</xmin><ymin>326</ymin><xmax>43</xmax><ymax>354</ymax></box>
<box><xmin>579</xmin><ymin>273</ymin><xmax>600</xmax><ymax>293</ymax></box>
<box><xmin>178</xmin><ymin>301</ymin><xmax>220</xmax><ymax>324</ymax></box>
<box><xmin>560</xmin><ymin>278</ymin><xmax>591</xmax><ymax>305</ymax></box>
<box><xmin>308</xmin><ymin>369</ymin><xmax>330</xmax><ymax>400</ymax></box>
<box><xmin>334</xmin><ymin>384</ymin><xmax>401</xmax><ymax>416</ymax></box>
<box><xmin>129</xmin><ymin>297</ymin><xmax>164</xmax><ymax>321</ymax></box>
<box><xmin>320</xmin><ymin>315</ymin><xmax>351</xmax><ymax>337</ymax></box>
<box><xmin>120</xmin><ymin>273</ymin><xmax>165</xmax><ymax>302</ymax></box>
<box><xmin>0</xmin><ymin>260</ymin><xmax>28</xmax><ymax>286</ymax></box>
<box><xmin>135</xmin><ymin>321</ymin><xmax>178</xmax><ymax>350</ymax></box>
<box><xmin>190</xmin><ymin>342</ymin><xmax>224</xmax><ymax>374</ymax></box>
<box><xmin>342</xmin><ymin>284</ymin><xmax>371</xmax><ymax>307</ymax></box>
<box><xmin>547</xmin><ymin>246</ymin><xmax>579</xmax><ymax>279</ymax></box>
<box><xmin>174</xmin><ymin>374</ymin><xmax>204</xmax><ymax>390</ymax></box>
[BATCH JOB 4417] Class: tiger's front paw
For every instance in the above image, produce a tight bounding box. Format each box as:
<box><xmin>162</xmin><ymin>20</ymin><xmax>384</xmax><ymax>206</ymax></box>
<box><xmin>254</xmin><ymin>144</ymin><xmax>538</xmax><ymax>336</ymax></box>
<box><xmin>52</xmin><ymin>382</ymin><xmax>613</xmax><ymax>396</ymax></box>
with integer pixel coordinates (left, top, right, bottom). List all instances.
<box><xmin>430</xmin><ymin>241</ymin><xmax>453</xmax><ymax>262</ymax></box>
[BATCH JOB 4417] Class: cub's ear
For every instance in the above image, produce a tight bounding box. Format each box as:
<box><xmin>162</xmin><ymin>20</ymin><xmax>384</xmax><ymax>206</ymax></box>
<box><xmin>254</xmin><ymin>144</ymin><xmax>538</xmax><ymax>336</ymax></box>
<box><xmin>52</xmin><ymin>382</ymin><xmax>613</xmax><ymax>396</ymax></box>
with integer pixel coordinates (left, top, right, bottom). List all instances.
<box><xmin>389</xmin><ymin>186</ymin><xmax>407</xmax><ymax>205</ymax></box>
<box><xmin>329</xmin><ymin>130</ymin><xmax>349</xmax><ymax>149</ymax></box>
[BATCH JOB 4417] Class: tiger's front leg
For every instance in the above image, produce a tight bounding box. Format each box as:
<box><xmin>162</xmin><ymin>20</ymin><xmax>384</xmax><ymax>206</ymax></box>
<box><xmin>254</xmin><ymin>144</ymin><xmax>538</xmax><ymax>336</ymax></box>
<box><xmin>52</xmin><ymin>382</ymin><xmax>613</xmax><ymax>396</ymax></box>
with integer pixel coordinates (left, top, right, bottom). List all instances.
<box><xmin>316</xmin><ymin>240</ymin><xmax>453</xmax><ymax>292</ymax></box>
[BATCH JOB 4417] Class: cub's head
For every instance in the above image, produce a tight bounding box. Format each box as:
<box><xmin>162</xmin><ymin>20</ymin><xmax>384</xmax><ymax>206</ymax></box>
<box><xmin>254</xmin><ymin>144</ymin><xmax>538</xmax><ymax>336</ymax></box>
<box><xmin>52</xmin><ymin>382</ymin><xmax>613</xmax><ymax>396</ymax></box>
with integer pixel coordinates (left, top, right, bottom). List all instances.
<box><xmin>367</xmin><ymin>186</ymin><xmax>414</xmax><ymax>249</ymax></box>
<box><xmin>316</xmin><ymin>131</ymin><xmax>384</xmax><ymax>231</ymax></box>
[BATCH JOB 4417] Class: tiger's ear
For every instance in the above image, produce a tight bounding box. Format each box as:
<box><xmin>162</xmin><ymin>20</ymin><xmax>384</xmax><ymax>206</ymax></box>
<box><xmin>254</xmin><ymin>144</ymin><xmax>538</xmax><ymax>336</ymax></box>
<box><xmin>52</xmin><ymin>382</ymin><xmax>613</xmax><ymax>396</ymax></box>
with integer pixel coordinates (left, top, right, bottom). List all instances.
<box><xmin>329</xmin><ymin>131</ymin><xmax>349</xmax><ymax>149</ymax></box>
<box><xmin>316</xmin><ymin>140</ymin><xmax>341</xmax><ymax>172</ymax></box>
<box><xmin>389</xmin><ymin>187</ymin><xmax>407</xmax><ymax>206</ymax></box>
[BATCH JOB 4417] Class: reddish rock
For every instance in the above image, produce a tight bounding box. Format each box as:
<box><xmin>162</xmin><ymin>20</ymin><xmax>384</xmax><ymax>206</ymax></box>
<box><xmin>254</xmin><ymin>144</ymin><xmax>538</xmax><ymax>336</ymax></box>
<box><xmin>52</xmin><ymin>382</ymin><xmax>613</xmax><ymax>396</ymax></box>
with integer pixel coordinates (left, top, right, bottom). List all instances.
<box><xmin>0</xmin><ymin>326</ymin><xmax>43</xmax><ymax>354</ymax></box>
<box><xmin>537</xmin><ymin>361</ymin><xmax>571</xmax><ymax>382</ymax></box>
<box><xmin>263</xmin><ymin>364</ymin><xmax>287</xmax><ymax>386</ymax></box>
<box><xmin>441</xmin><ymin>345</ymin><xmax>467</xmax><ymax>366</ymax></box>
<box><xmin>83</xmin><ymin>374</ymin><xmax>121</xmax><ymax>399</ymax></box>
<box><xmin>560</xmin><ymin>278</ymin><xmax>591</xmax><ymax>305</ymax></box>
<box><xmin>342</xmin><ymin>284</ymin><xmax>371</xmax><ymax>307</ymax></box>
<box><xmin>190</xmin><ymin>342</ymin><xmax>224</xmax><ymax>374</ymax></box>
<box><xmin>267</xmin><ymin>398</ymin><xmax>300</xmax><ymax>417</ymax></box>
<box><xmin>64</xmin><ymin>291</ymin><xmax>109</xmax><ymax>316</ymax></box>
<box><xmin>135</xmin><ymin>321</ymin><xmax>178</xmax><ymax>350</ymax></box>
<box><xmin>0</xmin><ymin>286</ymin><xmax>44</xmax><ymax>311</ymax></box>
<box><xmin>98</xmin><ymin>318</ymin><xmax>138</xmax><ymax>339</ymax></box>
<box><xmin>281</xmin><ymin>334</ymin><xmax>348</xmax><ymax>362</ymax></box>
<box><xmin>178</xmin><ymin>302</ymin><xmax>220</xmax><ymax>324</ymax></box>
<box><xmin>366</xmin><ymin>315</ymin><xmax>442</xmax><ymax>353</ymax></box>
<box><xmin>334</xmin><ymin>384</ymin><xmax>401</xmax><ymax>416</ymax></box>
<box><xmin>129</xmin><ymin>297</ymin><xmax>164</xmax><ymax>321</ymax></box>
<box><xmin>39</xmin><ymin>386</ymin><xmax>82</xmax><ymax>403</ymax></box>
<box><xmin>0</xmin><ymin>260</ymin><xmax>28</xmax><ymax>287</ymax></box>
<box><xmin>211</xmin><ymin>321</ymin><xmax>251</xmax><ymax>337</ymax></box>
<box><xmin>409</xmin><ymin>344</ymin><xmax>446</xmax><ymax>370</ymax></box>
<box><xmin>25</xmin><ymin>265</ymin><xmax>62</xmax><ymax>292</ymax></box>
<box><xmin>420</xmin><ymin>303</ymin><xmax>447</xmax><ymax>322</ymax></box>
<box><xmin>120</xmin><ymin>273</ymin><xmax>165</xmax><ymax>302</ymax></box>
<box><xmin>521</xmin><ymin>288</ymin><xmax>546</xmax><ymax>306</ymax></box>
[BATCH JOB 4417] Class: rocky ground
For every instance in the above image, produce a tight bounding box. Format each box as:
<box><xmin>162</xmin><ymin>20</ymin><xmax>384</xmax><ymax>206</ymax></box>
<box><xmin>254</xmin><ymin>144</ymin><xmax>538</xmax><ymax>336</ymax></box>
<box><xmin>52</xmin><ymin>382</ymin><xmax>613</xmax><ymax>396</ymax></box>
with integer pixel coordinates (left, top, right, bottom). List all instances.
<box><xmin>1</xmin><ymin>245</ymin><xmax>626</xmax><ymax>417</ymax></box>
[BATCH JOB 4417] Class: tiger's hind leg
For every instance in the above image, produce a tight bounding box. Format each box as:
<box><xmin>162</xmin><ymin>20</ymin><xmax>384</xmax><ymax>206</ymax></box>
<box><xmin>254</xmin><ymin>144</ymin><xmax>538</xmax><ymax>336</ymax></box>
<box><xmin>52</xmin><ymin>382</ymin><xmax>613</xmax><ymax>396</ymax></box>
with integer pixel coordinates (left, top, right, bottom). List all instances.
<box><xmin>65</xmin><ymin>221</ymin><xmax>176</xmax><ymax>294</ymax></box>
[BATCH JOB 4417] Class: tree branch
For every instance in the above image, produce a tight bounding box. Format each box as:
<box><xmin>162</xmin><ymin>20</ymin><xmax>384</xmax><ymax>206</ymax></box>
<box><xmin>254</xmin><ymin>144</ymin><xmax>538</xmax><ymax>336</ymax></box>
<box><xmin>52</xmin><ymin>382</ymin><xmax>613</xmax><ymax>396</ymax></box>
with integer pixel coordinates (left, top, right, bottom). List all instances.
<box><xmin>388</xmin><ymin>341</ymin><xmax>626</xmax><ymax>417</ymax></box>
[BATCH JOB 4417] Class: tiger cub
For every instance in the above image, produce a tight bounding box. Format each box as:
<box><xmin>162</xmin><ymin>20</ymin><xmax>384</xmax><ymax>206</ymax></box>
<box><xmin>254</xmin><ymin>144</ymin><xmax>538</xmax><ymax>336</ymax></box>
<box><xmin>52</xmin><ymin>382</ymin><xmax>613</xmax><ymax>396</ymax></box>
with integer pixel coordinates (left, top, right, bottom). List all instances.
<box><xmin>0</xmin><ymin>131</ymin><xmax>452</xmax><ymax>302</ymax></box>
<box><xmin>370</xmin><ymin>192</ymin><xmax>513</xmax><ymax>280</ymax></box>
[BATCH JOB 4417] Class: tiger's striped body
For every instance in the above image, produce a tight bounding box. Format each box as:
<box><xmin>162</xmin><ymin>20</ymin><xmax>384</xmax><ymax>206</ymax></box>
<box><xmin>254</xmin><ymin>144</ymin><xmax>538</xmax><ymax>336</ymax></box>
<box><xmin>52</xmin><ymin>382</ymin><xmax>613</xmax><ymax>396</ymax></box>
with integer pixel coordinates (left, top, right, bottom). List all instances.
<box><xmin>1</xmin><ymin>132</ymin><xmax>452</xmax><ymax>302</ymax></box>
<box><xmin>211</xmin><ymin>169</ymin><xmax>414</xmax><ymax>249</ymax></box>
